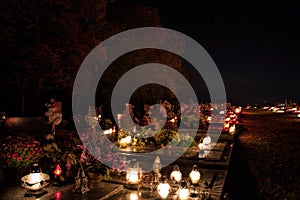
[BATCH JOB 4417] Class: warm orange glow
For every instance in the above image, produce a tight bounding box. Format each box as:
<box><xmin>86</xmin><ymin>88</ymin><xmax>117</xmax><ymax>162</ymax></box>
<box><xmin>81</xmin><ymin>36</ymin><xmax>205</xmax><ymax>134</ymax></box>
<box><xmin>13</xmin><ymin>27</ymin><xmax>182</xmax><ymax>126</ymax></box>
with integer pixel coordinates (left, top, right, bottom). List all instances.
<box><xmin>54</xmin><ymin>164</ymin><xmax>62</xmax><ymax>176</ymax></box>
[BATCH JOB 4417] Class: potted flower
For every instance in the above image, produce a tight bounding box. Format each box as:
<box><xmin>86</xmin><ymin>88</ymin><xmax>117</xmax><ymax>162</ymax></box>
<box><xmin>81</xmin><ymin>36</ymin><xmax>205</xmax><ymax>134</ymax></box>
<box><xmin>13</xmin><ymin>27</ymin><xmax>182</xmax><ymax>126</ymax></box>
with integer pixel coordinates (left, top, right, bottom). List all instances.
<box><xmin>85</xmin><ymin>162</ymin><xmax>110</xmax><ymax>181</ymax></box>
<box><xmin>0</xmin><ymin>133</ymin><xmax>44</xmax><ymax>185</ymax></box>
<box><xmin>40</xmin><ymin>133</ymin><xmax>82</xmax><ymax>183</ymax></box>
<box><xmin>79</xmin><ymin>130</ymin><xmax>126</xmax><ymax>182</ymax></box>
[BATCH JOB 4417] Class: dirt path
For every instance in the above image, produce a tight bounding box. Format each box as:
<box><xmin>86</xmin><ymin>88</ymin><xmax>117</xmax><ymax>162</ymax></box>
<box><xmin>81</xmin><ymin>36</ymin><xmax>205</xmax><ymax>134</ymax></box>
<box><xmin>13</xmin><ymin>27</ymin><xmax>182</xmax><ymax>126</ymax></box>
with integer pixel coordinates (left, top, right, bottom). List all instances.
<box><xmin>224</xmin><ymin>110</ymin><xmax>300</xmax><ymax>200</ymax></box>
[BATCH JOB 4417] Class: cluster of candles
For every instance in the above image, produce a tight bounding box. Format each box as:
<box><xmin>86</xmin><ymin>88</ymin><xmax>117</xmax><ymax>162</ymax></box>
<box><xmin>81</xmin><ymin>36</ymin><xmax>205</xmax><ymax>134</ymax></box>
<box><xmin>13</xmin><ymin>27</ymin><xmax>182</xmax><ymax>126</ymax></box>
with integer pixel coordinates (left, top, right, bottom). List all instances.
<box><xmin>198</xmin><ymin>136</ymin><xmax>212</xmax><ymax>158</ymax></box>
<box><xmin>165</xmin><ymin>165</ymin><xmax>211</xmax><ymax>200</ymax></box>
<box><xmin>125</xmin><ymin>157</ymin><xmax>211</xmax><ymax>200</ymax></box>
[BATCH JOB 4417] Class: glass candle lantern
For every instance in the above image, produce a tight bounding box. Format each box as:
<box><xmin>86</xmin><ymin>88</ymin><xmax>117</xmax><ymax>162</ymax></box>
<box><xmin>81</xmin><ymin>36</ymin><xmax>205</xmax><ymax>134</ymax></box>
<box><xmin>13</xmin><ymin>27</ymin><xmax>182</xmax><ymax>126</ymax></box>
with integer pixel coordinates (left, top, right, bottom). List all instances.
<box><xmin>178</xmin><ymin>180</ymin><xmax>190</xmax><ymax>200</ymax></box>
<box><xmin>157</xmin><ymin>176</ymin><xmax>171</xmax><ymax>199</ymax></box>
<box><xmin>53</xmin><ymin>161</ymin><xmax>64</xmax><ymax>186</ymax></box>
<box><xmin>54</xmin><ymin>164</ymin><xmax>63</xmax><ymax>177</ymax></box>
<box><xmin>170</xmin><ymin>165</ymin><xmax>182</xmax><ymax>183</ymax></box>
<box><xmin>125</xmin><ymin>159</ymin><xmax>142</xmax><ymax>189</ymax></box>
<box><xmin>202</xmin><ymin>136</ymin><xmax>211</xmax><ymax>145</ymax></box>
<box><xmin>189</xmin><ymin>165</ymin><xmax>201</xmax><ymax>185</ymax></box>
<box><xmin>21</xmin><ymin>163</ymin><xmax>50</xmax><ymax>197</ymax></box>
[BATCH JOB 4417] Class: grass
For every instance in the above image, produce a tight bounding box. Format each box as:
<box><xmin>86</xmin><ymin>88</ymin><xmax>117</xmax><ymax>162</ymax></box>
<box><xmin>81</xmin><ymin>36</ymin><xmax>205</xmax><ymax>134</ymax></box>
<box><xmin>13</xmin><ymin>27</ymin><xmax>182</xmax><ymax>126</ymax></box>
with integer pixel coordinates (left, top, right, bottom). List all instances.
<box><xmin>225</xmin><ymin>110</ymin><xmax>300</xmax><ymax>200</ymax></box>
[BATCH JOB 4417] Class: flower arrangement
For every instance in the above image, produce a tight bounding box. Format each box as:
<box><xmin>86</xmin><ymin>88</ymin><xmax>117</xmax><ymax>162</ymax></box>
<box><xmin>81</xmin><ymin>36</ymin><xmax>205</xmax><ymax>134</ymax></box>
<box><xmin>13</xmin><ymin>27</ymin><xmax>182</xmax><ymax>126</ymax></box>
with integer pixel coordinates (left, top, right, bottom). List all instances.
<box><xmin>79</xmin><ymin>130</ymin><xmax>125</xmax><ymax>178</ymax></box>
<box><xmin>40</xmin><ymin>133</ymin><xmax>82</xmax><ymax>178</ymax></box>
<box><xmin>0</xmin><ymin>133</ymin><xmax>44</xmax><ymax>169</ymax></box>
<box><xmin>154</xmin><ymin>129</ymin><xmax>180</xmax><ymax>146</ymax></box>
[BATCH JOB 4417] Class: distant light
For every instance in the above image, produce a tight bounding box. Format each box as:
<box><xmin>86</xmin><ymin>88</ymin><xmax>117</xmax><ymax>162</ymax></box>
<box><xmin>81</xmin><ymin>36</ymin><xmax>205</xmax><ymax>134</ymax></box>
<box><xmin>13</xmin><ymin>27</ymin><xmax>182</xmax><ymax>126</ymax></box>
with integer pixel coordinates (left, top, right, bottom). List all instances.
<box><xmin>234</xmin><ymin>107</ymin><xmax>242</xmax><ymax>114</ymax></box>
<box><xmin>207</xmin><ymin>116</ymin><xmax>212</xmax><ymax>123</ymax></box>
<box><xmin>203</xmin><ymin>136</ymin><xmax>211</xmax><ymax>145</ymax></box>
<box><xmin>103</xmin><ymin>128</ymin><xmax>113</xmax><ymax>134</ymax></box>
<box><xmin>297</xmin><ymin>114</ymin><xmax>300</xmax><ymax>118</ymax></box>
<box><xmin>229</xmin><ymin>125</ymin><xmax>236</xmax><ymax>134</ymax></box>
<box><xmin>219</xmin><ymin>111</ymin><xmax>225</xmax><ymax>115</ymax></box>
<box><xmin>170</xmin><ymin>118</ymin><xmax>176</xmax><ymax>123</ymax></box>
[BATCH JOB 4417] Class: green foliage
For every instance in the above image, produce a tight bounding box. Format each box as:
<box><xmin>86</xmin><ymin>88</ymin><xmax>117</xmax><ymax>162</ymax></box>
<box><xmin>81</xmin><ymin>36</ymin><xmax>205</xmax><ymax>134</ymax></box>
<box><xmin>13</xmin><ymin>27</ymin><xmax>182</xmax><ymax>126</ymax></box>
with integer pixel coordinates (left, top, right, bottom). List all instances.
<box><xmin>100</xmin><ymin>118</ymin><xmax>113</xmax><ymax>130</ymax></box>
<box><xmin>154</xmin><ymin>129</ymin><xmax>180</xmax><ymax>145</ymax></box>
<box><xmin>1</xmin><ymin>0</ymin><xmax>163</xmax><ymax>115</ymax></box>
<box><xmin>85</xmin><ymin>164</ymin><xmax>110</xmax><ymax>180</ymax></box>
<box><xmin>177</xmin><ymin>134</ymin><xmax>197</xmax><ymax>147</ymax></box>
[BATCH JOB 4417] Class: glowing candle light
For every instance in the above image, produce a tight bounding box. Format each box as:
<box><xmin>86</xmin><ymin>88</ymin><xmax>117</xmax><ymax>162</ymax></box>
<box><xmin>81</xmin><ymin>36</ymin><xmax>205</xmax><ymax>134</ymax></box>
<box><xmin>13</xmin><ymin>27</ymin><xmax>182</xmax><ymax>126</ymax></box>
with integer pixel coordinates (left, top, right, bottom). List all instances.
<box><xmin>178</xmin><ymin>180</ymin><xmax>190</xmax><ymax>200</ymax></box>
<box><xmin>54</xmin><ymin>164</ymin><xmax>62</xmax><ymax>177</ymax></box>
<box><xmin>125</xmin><ymin>159</ymin><xmax>142</xmax><ymax>189</ymax></box>
<box><xmin>170</xmin><ymin>165</ymin><xmax>182</xmax><ymax>183</ymax></box>
<box><xmin>189</xmin><ymin>165</ymin><xmax>201</xmax><ymax>185</ymax></box>
<box><xmin>157</xmin><ymin>176</ymin><xmax>171</xmax><ymax>199</ymax></box>
<box><xmin>203</xmin><ymin>136</ymin><xmax>211</xmax><ymax>145</ymax></box>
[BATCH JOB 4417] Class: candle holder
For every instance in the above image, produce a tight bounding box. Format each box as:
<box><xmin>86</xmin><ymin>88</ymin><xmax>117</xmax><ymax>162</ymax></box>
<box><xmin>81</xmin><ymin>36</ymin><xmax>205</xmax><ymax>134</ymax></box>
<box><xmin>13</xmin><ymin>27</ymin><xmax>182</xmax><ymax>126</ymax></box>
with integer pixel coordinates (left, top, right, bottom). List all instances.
<box><xmin>188</xmin><ymin>184</ymin><xmax>200</xmax><ymax>200</ymax></box>
<box><xmin>125</xmin><ymin>159</ymin><xmax>142</xmax><ymax>190</ymax></box>
<box><xmin>199</xmin><ymin>136</ymin><xmax>211</xmax><ymax>158</ymax></box>
<box><xmin>189</xmin><ymin>165</ymin><xmax>201</xmax><ymax>185</ymax></box>
<box><xmin>203</xmin><ymin>136</ymin><xmax>211</xmax><ymax>147</ymax></box>
<box><xmin>157</xmin><ymin>176</ymin><xmax>171</xmax><ymax>200</ymax></box>
<box><xmin>21</xmin><ymin>163</ymin><xmax>50</xmax><ymax>197</ymax></box>
<box><xmin>53</xmin><ymin>161</ymin><xmax>64</xmax><ymax>186</ymax></box>
<box><xmin>199</xmin><ymin>180</ymin><xmax>211</xmax><ymax>199</ymax></box>
<box><xmin>170</xmin><ymin>165</ymin><xmax>182</xmax><ymax>184</ymax></box>
<box><xmin>178</xmin><ymin>180</ymin><xmax>190</xmax><ymax>200</ymax></box>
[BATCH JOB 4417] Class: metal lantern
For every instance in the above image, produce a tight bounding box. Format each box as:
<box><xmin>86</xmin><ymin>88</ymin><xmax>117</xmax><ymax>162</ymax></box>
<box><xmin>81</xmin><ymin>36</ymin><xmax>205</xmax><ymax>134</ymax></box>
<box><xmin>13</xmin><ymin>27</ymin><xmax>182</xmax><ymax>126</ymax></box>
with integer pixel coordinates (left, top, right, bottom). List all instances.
<box><xmin>73</xmin><ymin>165</ymin><xmax>89</xmax><ymax>194</ymax></box>
<box><xmin>21</xmin><ymin>163</ymin><xmax>50</xmax><ymax>197</ymax></box>
<box><xmin>157</xmin><ymin>176</ymin><xmax>171</xmax><ymax>199</ymax></box>
<box><xmin>200</xmin><ymin>180</ymin><xmax>211</xmax><ymax>198</ymax></box>
<box><xmin>170</xmin><ymin>165</ymin><xmax>182</xmax><ymax>183</ymax></box>
<box><xmin>189</xmin><ymin>165</ymin><xmax>201</xmax><ymax>185</ymax></box>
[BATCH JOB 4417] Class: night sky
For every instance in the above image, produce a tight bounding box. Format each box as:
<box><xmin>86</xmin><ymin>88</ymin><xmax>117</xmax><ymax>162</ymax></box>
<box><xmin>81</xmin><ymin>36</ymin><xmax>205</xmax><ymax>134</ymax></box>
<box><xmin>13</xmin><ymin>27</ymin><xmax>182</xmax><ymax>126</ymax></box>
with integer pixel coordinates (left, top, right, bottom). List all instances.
<box><xmin>0</xmin><ymin>1</ymin><xmax>299</xmax><ymax>116</ymax></box>
<box><xmin>143</xmin><ymin>1</ymin><xmax>300</xmax><ymax>105</ymax></box>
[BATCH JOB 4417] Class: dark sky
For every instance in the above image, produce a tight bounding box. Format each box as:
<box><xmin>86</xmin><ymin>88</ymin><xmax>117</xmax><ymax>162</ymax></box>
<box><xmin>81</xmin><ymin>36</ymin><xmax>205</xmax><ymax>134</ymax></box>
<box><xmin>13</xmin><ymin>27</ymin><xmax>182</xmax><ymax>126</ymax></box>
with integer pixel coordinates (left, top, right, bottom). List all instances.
<box><xmin>141</xmin><ymin>1</ymin><xmax>300</xmax><ymax>105</ymax></box>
